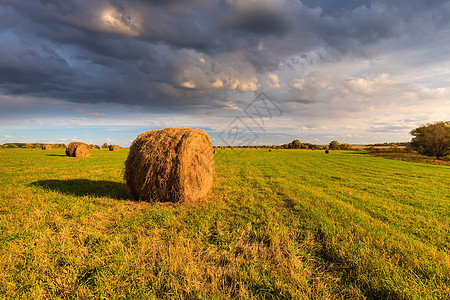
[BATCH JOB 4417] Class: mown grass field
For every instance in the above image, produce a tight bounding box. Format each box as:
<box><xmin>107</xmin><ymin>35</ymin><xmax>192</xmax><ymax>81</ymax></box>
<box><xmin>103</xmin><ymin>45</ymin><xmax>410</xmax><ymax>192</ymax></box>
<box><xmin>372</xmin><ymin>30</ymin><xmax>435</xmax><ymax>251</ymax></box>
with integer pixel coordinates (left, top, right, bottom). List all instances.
<box><xmin>0</xmin><ymin>148</ymin><xmax>449</xmax><ymax>299</ymax></box>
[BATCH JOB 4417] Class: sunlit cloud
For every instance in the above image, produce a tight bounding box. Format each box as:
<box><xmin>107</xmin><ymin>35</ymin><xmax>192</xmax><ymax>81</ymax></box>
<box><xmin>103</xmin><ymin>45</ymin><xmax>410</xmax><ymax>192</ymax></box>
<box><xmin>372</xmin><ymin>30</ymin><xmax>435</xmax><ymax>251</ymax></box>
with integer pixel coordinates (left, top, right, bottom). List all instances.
<box><xmin>0</xmin><ymin>0</ymin><xmax>449</xmax><ymax>146</ymax></box>
<box><xmin>181</xmin><ymin>81</ymin><xmax>196</xmax><ymax>89</ymax></box>
<box><xmin>100</xmin><ymin>6</ymin><xmax>142</xmax><ymax>36</ymax></box>
<box><xmin>223</xmin><ymin>104</ymin><xmax>239</xmax><ymax>110</ymax></box>
<box><xmin>33</xmin><ymin>119</ymin><xmax>44</xmax><ymax>125</ymax></box>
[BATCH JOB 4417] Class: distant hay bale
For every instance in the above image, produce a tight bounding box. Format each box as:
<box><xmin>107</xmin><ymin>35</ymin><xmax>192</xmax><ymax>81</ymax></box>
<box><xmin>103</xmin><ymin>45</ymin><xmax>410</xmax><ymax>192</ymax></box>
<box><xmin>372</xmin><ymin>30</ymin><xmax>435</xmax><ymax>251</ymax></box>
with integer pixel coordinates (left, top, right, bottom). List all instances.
<box><xmin>269</xmin><ymin>149</ymin><xmax>272</xmax><ymax>152</ymax></box>
<box><xmin>325</xmin><ymin>149</ymin><xmax>329</xmax><ymax>154</ymax></box>
<box><xmin>213</xmin><ymin>148</ymin><xmax>216</xmax><ymax>154</ymax></box>
<box><xmin>66</xmin><ymin>142</ymin><xmax>91</xmax><ymax>157</ymax></box>
<box><xmin>124</xmin><ymin>128</ymin><xmax>214</xmax><ymax>203</ymax></box>
<box><xmin>42</xmin><ymin>144</ymin><xmax>52</xmax><ymax>150</ymax></box>
<box><xmin>109</xmin><ymin>145</ymin><xmax>120</xmax><ymax>151</ymax></box>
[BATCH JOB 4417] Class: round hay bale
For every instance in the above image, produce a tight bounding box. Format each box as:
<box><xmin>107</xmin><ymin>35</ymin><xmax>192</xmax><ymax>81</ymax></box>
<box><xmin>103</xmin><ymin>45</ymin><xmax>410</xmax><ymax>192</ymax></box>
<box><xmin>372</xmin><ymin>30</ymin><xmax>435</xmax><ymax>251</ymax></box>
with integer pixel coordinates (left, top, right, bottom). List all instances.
<box><xmin>109</xmin><ymin>145</ymin><xmax>120</xmax><ymax>151</ymax></box>
<box><xmin>42</xmin><ymin>144</ymin><xmax>52</xmax><ymax>150</ymax></box>
<box><xmin>325</xmin><ymin>149</ymin><xmax>329</xmax><ymax>154</ymax></box>
<box><xmin>124</xmin><ymin>128</ymin><xmax>214</xmax><ymax>203</ymax></box>
<box><xmin>213</xmin><ymin>148</ymin><xmax>216</xmax><ymax>154</ymax></box>
<box><xmin>66</xmin><ymin>142</ymin><xmax>91</xmax><ymax>157</ymax></box>
<box><xmin>269</xmin><ymin>149</ymin><xmax>272</xmax><ymax>152</ymax></box>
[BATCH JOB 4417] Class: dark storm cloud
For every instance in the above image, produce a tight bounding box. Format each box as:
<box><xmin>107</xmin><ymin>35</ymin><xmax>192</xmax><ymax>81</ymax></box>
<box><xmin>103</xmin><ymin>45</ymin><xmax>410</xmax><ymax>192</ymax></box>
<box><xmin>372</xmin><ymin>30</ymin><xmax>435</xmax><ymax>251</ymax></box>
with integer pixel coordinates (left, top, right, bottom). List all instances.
<box><xmin>1</xmin><ymin>0</ymin><xmax>449</xmax><ymax>111</ymax></box>
<box><xmin>226</xmin><ymin>7</ymin><xmax>293</xmax><ymax>35</ymax></box>
<box><xmin>308</xmin><ymin>0</ymin><xmax>450</xmax><ymax>54</ymax></box>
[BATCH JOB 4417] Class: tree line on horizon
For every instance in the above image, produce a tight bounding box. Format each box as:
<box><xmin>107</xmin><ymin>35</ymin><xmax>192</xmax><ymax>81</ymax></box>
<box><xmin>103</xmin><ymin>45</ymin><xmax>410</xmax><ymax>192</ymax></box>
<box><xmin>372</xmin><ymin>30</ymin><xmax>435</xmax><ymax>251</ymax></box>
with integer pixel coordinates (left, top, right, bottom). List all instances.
<box><xmin>1</xmin><ymin>122</ymin><xmax>449</xmax><ymax>159</ymax></box>
<box><xmin>215</xmin><ymin>121</ymin><xmax>449</xmax><ymax>159</ymax></box>
<box><xmin>0</xmin><ymin>142</ymin><xmax>112</xmax><ymax>150</ymax></box>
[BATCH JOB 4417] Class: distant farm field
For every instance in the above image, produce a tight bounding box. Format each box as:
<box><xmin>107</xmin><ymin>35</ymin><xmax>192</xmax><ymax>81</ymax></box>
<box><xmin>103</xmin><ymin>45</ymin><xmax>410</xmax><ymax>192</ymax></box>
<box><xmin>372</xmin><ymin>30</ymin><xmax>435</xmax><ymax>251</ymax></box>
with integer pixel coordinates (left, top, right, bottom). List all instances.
<box><xmin>0</xmin><ymin>148</ymin><xmax>449</xmax><ymax>299</ymax></box>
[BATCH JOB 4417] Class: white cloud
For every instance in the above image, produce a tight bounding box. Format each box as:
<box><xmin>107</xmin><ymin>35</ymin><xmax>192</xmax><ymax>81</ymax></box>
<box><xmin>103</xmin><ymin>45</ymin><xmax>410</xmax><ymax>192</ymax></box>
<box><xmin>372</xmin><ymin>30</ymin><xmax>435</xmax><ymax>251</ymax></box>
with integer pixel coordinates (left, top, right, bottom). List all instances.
<box><xmin>266</xmin><ymin>73</ymin><xmax>281</xmax><ymax>88</ymax></box>
<box><xmin>99</xmin><ymin>6</ymin><xmax>142</xmax><ymax>37</ymax></box>
<box><xmin>223</xmin><ymin>104</ymin><xmax>239</xmax><ymax>110</ymax></box>
<box><xmin>33</xmin><ymin>119</ymin><xmax>44</xmax><ymax>125</ymax></box>
<box><xmin>181</xmin><ymin>81</ymin><xmax>196</xmax><ymax>89</ymax></box>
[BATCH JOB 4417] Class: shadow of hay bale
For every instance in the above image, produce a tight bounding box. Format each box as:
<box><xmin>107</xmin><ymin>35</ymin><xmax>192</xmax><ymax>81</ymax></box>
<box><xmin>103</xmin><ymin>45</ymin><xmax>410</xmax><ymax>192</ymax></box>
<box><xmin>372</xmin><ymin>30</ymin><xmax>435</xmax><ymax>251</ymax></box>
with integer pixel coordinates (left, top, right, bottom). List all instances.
<box><xmin>31</xmin><ymin>179</ymin><xmax>130</xmax><ymax>200</ymax></box>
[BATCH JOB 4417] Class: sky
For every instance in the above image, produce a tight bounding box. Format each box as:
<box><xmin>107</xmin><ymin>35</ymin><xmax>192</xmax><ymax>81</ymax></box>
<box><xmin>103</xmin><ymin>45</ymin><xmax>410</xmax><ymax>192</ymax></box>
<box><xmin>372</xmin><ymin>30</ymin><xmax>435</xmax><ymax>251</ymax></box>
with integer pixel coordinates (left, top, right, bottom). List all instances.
<box><xmin>1</xmin><ymin>0</ymin><xmax>450</xmax><ymax>147</ymax></box>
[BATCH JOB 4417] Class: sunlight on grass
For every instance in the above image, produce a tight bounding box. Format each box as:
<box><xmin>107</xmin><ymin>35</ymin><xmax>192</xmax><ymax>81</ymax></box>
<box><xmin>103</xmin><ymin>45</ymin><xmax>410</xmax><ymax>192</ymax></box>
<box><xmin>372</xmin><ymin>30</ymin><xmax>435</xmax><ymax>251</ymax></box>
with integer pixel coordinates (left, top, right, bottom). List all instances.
<box><xmin>0</xmin><ymin>148</ymin><xmax>448</xmax><ymax>298</ymax></box>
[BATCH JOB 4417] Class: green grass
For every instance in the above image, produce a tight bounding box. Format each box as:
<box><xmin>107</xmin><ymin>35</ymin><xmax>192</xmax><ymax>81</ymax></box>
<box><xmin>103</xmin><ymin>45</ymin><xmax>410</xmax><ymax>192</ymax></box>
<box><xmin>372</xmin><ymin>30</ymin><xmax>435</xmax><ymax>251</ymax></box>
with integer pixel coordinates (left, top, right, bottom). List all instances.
<box><xmin>0</xmin><ymin>148</ymin><xmax>449</xmax><ymax>299</ymax></box>
<box><xmin>369</xmin><ymin>151</ymin><xmax>450</xmax><ymax>165</ymax></box>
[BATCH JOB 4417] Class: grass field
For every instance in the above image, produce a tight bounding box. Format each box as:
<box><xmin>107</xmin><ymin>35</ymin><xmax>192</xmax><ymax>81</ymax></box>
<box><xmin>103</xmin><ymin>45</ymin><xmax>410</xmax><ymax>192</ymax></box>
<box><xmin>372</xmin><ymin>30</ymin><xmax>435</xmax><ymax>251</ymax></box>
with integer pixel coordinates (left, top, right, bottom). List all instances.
<box><xmin>369</xmin><ymin>151</ymin><xmax>450</xmax><ymax>166</ymax></box>
<box><xmin>0</xmin><ymin>148</ymin><xmax>449</xmax><ymax>299</ymax></box>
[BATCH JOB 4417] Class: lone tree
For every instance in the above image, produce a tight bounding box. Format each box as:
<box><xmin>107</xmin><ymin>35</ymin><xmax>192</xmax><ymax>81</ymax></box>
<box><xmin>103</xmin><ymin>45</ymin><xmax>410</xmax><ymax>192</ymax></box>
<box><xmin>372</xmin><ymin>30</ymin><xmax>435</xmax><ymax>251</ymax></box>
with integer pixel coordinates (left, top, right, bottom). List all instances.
<box><xmin>288</xmin><ymin>139</ymin><xmax>302</xmax><ymax>149</ymax></box>
<box><xmin>410</xmin><ymin>121</ymin><xmax>450</xmax><ymax>159</ymax></box>
<box><xmin>329</xmin><ymin>140</ymin><xmax>340</xmax><ymax>150</ymax></box>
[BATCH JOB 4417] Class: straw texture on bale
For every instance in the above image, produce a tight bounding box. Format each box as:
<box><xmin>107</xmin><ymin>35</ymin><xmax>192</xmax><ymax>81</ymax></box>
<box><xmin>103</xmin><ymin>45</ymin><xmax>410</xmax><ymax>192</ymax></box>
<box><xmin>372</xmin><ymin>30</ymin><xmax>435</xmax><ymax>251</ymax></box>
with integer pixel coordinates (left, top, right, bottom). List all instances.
<box><xmin>109</xmin><ymin>145</ymin><xmax>120</xmax><ymax>151</ymax></box>
<box><xmin>124</xmin><ymin>128</ymin><xmax>214</xmax><ymax>203</ymax></box>
<box><xmin>42</xmin><ymin>145</ymin><xmax>52</xmax><ymax>150</ymax></box>
<box><xmin>66</xmin><ymin>142</ymin><xmax>91</xmax><ymax>157</ymax></box>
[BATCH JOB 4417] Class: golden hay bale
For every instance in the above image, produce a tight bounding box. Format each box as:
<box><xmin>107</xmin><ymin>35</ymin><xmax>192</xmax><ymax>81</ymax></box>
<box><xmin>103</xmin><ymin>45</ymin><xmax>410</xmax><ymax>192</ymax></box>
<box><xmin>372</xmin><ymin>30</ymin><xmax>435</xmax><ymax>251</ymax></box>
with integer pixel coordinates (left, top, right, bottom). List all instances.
<box><xmin>124</xmin><ymin>128</ymin><xmax>214</xmax><ymax>203</ymax></box>
<box><xmin>42</xmin><ymin>144</ymin><xmax>52</xmax><ymax>150</ymax></box>
<box><xmin>66</xmin><ymin>142</ymin><xmax>91</xmax><ymax>157</ymax></box>
<box><xmin>109</xmin><ymin>145</ymin><xmax>120</xmax><ymax>151</ymax></box>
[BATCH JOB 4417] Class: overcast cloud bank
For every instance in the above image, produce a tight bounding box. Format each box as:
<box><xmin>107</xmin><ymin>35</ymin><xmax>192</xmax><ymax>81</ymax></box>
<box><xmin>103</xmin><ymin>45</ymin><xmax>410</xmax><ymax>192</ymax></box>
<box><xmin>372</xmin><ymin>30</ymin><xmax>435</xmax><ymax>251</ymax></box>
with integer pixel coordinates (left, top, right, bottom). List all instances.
<box><xmin>1</xmin><ymin>0</ymin><xmax>449</xmax><ymax>146</ymax></box>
